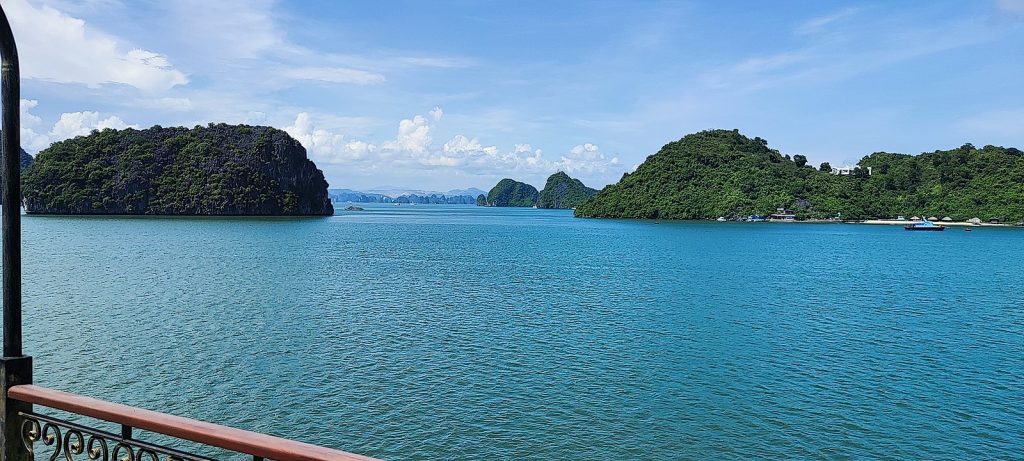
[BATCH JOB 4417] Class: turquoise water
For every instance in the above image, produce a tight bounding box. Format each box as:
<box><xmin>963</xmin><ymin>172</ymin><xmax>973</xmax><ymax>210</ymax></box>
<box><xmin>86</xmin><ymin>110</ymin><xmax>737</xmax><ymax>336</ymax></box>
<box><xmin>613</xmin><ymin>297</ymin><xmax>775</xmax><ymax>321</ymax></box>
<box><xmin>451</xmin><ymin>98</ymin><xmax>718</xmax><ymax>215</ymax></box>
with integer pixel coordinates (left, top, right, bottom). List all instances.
<box><xmin>10</xmin><ymin>204</ymin><xmax>1024</xmax><ymax>459</ymax></box>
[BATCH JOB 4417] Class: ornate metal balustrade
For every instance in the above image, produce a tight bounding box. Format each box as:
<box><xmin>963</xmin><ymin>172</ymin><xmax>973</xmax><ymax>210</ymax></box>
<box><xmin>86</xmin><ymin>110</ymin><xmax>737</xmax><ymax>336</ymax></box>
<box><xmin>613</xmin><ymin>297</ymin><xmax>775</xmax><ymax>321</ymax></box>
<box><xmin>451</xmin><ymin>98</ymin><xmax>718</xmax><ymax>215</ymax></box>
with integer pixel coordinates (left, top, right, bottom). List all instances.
<box><xmin>0</xmin><ymin>6</ymin><xmax>378</xmax><ymax>461</ymax></box>
<box><xmin>20</xmin><ymin>412</ymin><xmax>213</xmax><ymax>461</ymax></box>
<box><xmin>8</xmin><ymin>385</ymin><xmax>376</xmax><ymax>461</ymax></box>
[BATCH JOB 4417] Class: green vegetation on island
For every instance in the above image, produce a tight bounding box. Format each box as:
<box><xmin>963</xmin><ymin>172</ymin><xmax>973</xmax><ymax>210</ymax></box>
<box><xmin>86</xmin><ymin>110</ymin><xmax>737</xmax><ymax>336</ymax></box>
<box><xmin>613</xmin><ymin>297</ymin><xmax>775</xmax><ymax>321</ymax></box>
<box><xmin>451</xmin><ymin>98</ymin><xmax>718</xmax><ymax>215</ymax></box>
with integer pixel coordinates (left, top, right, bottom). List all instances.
<box><xmin>481</xmin><ymin>178</ymin><xmax>539</xmax><ymax>207</ymax></box>
<box><xmin>479</xmin><ymin>172</ymin><xmax>596</xmax><ymax>209</ymax></box>
<box><xmin>536</xmin><ymin>171</ymin><xmax>597</xmax><ymax>209</ymax></box>
<box><xmin>23</xmin><ymin>124</ymin><xmax>333</xmax><ymax>215</ymax></box>
<box><xmin>575</xmin><ymin>129</ymin><xmax>1024</xmax><ymax>221</ymax></box>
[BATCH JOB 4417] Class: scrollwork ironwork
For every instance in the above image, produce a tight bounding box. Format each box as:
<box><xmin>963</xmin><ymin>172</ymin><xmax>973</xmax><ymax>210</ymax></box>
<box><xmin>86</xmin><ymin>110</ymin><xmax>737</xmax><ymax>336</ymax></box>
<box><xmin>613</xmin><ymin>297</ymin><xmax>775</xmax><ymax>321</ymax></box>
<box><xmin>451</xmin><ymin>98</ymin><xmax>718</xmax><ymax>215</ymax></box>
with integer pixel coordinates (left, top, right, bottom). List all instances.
<box><xmin>20</xmin><ymin>413</ymin><xmax>212</xmax><ymax>461</ymax></box>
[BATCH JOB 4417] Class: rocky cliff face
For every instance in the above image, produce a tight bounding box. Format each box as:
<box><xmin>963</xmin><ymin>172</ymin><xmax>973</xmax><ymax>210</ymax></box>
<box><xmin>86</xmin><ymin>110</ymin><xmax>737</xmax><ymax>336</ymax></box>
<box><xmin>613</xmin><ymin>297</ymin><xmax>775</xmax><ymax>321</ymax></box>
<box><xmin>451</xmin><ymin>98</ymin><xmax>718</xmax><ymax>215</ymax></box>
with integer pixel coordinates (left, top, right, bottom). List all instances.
<box><xmin>23</xmin><ymin>124</ymin><xmax>333</xmax><ymax>215</ymax></box>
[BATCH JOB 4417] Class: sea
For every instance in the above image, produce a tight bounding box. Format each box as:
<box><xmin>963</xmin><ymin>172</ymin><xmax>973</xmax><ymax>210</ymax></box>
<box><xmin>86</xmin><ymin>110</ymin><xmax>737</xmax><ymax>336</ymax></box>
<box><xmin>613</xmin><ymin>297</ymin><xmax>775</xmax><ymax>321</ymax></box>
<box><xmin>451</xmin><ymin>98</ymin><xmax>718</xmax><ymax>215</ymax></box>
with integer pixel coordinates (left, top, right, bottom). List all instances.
<box><xmin>12</xmin><ymin>204</ymin><xmax>1024</xmax><ymax>460</ymax></box>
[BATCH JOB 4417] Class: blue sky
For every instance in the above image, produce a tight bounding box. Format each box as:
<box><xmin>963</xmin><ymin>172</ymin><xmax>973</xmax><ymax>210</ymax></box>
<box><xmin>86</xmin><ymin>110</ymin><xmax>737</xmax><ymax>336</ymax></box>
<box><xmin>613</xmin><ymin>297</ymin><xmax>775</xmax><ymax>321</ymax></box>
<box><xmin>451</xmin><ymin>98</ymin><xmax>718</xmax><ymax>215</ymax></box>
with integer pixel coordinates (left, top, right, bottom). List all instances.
<box><xmin>7</xmin><ymin>0</ymin><xmax>1024</xmax><ymax>191</ymax></box>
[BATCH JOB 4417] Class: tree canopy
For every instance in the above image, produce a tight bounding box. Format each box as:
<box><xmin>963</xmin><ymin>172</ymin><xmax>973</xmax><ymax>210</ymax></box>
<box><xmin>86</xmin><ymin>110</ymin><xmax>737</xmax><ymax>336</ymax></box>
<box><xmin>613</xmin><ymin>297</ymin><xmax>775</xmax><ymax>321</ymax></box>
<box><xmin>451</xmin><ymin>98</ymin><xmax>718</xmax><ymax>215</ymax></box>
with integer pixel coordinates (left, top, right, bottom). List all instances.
<box><xmin>575</xmin><ymin>129</ymin><xmax>1024</xmax><ymax>221</ymax></box>
<box><xmin>23</xmin><ymin>124</ymin><xmax>333</xmax><ymax>215</ymax></box>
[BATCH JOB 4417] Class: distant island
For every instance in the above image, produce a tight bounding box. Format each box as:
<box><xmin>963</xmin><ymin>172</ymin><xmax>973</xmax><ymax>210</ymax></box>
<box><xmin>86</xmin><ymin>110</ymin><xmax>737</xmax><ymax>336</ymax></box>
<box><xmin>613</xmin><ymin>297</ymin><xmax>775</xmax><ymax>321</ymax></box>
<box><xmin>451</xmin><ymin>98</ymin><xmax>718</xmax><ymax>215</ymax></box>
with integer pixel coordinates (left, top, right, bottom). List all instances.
<box><xmin>537</xmin><ymin>172</ymin><xmax>597</xmax><ymax>209</ymax></box>
<box><xmin>480</xmin><ymin>178</ymin><xmax>539</xmax><ymax>207</ymax></box>
<box><xmin>575</xmin><ymin>129</ymin><xmax>1024</xmax><ymax>222</ymax></box>
<box><xmin>328</xmin><ymin>187</ymin><xmax>485</xmax><ymax>204</ymax></box>
<box><xmin>478</xmin><ymin>172</ymin><xmax>596</xmax><ymax>209</ymax></box>
<box><xmin>23</xmin><ymin>124</ymin><xmax>333</xmax><ymax>215</ymax></box>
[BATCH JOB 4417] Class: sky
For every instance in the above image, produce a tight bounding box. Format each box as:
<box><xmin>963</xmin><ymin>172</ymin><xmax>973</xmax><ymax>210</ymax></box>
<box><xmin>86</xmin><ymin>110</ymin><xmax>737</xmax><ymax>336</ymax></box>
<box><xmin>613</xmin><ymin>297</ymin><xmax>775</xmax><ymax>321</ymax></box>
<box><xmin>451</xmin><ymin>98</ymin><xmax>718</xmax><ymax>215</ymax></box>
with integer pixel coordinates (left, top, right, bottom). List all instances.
<box><xmin>6</xmin><ymin>0</ymin><xmax>1024</xmax><ymax>191</ymax></box>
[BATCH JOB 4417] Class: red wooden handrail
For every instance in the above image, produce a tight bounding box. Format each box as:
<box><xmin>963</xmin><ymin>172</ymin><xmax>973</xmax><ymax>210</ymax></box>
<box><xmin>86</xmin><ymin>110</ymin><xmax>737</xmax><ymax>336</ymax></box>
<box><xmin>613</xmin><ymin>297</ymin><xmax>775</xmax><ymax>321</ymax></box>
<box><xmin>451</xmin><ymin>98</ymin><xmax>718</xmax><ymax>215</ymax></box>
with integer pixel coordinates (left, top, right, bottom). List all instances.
<box><xmin>8</xmin><ymin>385</ymin><xmax>378</xmax><ymax>461</ymax></box>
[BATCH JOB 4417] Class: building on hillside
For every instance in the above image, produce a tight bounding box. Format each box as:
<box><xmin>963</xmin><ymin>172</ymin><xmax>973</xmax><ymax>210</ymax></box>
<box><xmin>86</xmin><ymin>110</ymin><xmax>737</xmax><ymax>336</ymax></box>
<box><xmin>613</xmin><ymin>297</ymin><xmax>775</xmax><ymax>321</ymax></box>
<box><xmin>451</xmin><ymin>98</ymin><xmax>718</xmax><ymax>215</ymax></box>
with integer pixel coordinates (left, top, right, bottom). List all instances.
<box><xmin>769</xmin><ymin>207</ymin><xmax>796</xmax><ymax>221</ymax></box>
<box><xmin>830</xmin><ymin>165</ymin><xmax>873</xmax><ymax>176</ymax></box>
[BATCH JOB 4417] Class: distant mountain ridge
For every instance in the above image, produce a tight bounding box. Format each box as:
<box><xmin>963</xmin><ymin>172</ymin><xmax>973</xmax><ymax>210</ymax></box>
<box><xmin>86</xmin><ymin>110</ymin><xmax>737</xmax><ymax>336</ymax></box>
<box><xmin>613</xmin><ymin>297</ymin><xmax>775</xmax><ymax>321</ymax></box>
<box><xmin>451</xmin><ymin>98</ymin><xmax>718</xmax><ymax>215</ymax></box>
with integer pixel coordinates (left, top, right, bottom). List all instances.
<box><xmin>446</xmin><ymin>187</ymin><xmax>487</xmax><ymax>197</ymax></box>
<box><xmin>329</xmin><ymin>187</ymin><xmax>482</xmax><ymax>204</ymax></box>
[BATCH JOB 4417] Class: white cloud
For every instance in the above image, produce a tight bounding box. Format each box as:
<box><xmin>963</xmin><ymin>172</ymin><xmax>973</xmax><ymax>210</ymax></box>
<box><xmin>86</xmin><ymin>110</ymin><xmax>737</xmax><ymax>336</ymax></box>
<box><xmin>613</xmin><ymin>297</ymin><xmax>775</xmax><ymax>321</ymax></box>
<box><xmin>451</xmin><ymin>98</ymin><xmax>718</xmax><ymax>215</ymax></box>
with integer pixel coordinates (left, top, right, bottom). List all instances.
<box><xmin>281</xmin><ymin>109</ymin><xmax>626</xmax><ymax>187</ymax></box>
<box><xmin>6</xmin><ymin>0</ymin><xmax>187</xmax><ymax>91</ymax></box>
<box><xmin>283</xmin><ymin>67</ymin><xmax>386</xmax><ymax>85</ymax></box>
<box><xmin>285</xmin><ymin>112</ymin><xmax>358</xmax><ymax>161</ymax></box>
<box><xmin>19</xmin><ymin>101</ymin><xmax>138</xmax><ymax>152</ymax></box>
<box><xmin>157</xmin><ymin>0</ymin><xmax>469</xmax><ymax>95</ymax></box>
<box><xmin>443</xmin><ymin>135</ymin><xmax>484</xmax><ymax>154</ymax></box>
<box><xmin>20</xmin><ymin>100</ymin><xmax>51</xmax><ymax>152</ymax></box>
<box><xmin>430</xmin><ymin>106</ymin><xmax>444</xmax><ymax>121</ymax></box>
<box><xmin>382</xmin><ymin>115</ymin><xmax>432</xmax><ymax>154</ymax></box>
<box><xmin>166</xmin><ymin>0</ymin><xmax>284</xmax><ymax>59</ymax></box>
<box><xmin>556</xmin><ymin>143</ymin><xmax>620</xmax><ymax>176</ymax></box>
<box><xmin>49</xmin><ymin>112</ymin><xmax>135</xmax><ymax>141</ymax></box>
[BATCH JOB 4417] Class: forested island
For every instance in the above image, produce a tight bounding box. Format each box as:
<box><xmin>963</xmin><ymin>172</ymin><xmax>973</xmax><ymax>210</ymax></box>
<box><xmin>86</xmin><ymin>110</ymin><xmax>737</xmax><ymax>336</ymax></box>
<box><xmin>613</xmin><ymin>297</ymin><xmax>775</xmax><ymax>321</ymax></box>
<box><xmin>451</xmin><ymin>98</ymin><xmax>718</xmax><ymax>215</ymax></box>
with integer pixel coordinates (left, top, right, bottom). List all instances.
<box><xmin>23</xmin><ymin>124</ymin><xmax>333</xmax><ymax>215</ymax></box>
<box><xmin>575</xmin><ymin>129</ymin><xmax>1024</xmax><ymax>222</ymax></box>
<box><xmin>16</xmin><ymin>124</ymin><xmax>1022</xmax><ymax>221</ymax></box>
<box><xmin>479</xmin><ymin>178</ymin><xmax>539</xmax><ymax>207</ymax></box>
<box><xmin>537</xmin><ymin>172</ymin><xmax>597</xmax><ymax>209</ymax></box>
<box><xmin>478</xmin><ymin>172</ymin><xmax>596</xmax><ymax>209</ymax></box>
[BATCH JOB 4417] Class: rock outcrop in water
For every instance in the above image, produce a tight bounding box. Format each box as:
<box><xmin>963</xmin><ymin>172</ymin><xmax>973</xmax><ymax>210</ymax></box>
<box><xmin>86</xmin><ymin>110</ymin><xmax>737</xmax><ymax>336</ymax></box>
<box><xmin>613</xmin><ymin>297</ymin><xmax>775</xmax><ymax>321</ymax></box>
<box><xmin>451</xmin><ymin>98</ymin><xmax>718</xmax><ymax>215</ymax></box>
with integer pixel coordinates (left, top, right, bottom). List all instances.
<box><xmin>23</xmin><ymin>124</ymin><xmax>333</xmax><ymax>215</ymax></box>
<box><xmin>536</xmin><ymin>172</ymin><xmax>596</xmax><ymax>209</ymax></box>
<box><xmin>480</xmin><ymin>178</ymin><xmax>539</xmax><ymax>207</ymax></box>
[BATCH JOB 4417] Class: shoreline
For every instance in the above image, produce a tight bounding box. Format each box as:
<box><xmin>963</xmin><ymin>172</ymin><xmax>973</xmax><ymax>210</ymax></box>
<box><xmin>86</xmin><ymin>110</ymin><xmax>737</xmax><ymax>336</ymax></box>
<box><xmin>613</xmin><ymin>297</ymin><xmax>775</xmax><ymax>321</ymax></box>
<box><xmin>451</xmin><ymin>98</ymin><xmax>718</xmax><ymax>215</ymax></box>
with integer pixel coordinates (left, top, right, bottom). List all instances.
<box><xmin>859</xmin><ymin>219</ymin><xmax>1015</xmax><ymax>227</ymax></box>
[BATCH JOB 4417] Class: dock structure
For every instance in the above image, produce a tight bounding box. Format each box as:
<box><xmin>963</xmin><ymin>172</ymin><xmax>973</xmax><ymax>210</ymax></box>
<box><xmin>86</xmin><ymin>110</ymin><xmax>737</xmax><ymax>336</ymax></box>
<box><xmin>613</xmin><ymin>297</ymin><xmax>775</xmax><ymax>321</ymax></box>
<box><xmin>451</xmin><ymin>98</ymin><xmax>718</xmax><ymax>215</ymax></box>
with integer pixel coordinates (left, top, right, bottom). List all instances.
<box><xmin>0</xmin><ymin>7</ymin><xmax>377</xmax><ymax>461</ymax></box>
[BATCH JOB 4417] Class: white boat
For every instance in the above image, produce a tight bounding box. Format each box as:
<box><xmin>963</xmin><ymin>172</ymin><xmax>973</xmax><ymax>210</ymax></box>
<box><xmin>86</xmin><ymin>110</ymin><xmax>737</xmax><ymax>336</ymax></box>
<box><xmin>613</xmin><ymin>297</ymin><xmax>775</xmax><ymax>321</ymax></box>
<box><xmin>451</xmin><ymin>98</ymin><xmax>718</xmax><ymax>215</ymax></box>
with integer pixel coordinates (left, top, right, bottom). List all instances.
<box><xmin>716</xmin><ymin>217</ymin><xmax>727</xmax><ymax>222</ymax></box>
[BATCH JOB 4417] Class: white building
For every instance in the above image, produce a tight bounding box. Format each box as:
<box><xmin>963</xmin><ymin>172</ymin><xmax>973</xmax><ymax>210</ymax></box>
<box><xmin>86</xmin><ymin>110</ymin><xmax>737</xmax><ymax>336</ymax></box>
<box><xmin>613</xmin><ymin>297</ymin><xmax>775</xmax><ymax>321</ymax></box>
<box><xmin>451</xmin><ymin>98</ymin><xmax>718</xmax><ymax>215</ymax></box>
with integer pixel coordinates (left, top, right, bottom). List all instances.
<box><xmin>830</xmin><ymin>165</ymin><xmax>872</xmax><ymax>176</ymax></box>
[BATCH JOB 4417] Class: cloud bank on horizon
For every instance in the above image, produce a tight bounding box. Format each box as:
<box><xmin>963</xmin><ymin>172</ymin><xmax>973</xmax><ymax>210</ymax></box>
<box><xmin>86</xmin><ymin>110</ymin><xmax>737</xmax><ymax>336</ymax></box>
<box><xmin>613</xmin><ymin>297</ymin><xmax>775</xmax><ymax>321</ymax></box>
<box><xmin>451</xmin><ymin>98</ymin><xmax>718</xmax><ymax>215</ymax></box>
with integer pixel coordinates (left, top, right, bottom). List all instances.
<box><xmin>6</xmin><ymin>0</ymin><xmax>1024</xmax><ymax>190</ymax></box>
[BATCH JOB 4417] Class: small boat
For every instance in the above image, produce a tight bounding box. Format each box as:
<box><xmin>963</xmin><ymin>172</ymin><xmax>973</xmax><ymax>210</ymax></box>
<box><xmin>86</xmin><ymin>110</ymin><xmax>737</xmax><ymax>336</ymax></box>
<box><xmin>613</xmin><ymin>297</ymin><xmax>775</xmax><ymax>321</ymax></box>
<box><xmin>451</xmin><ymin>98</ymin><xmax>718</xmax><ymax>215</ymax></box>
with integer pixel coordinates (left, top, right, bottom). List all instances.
<box><xmin>905</xmin><ymin>218</ymin><xmax>945</xmax><ymax>231</ymax></box>
<box><xmin>716</xmin><ymin>217</ymin><xmax>727</xmax><ymax>222</ymax></box>
<box><xmin>964</xmin><ymin>228</ymin><xmax>972</xmax><ymax>232</ymax></box>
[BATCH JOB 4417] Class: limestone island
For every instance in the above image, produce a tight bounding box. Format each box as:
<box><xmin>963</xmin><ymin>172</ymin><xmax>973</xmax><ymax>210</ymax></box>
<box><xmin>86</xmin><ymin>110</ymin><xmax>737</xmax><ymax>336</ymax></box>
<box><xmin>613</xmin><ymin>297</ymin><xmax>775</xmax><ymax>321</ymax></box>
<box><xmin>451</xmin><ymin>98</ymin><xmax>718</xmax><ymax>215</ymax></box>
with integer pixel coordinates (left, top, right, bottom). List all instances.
<box><xmin>23</xmin><ymin>124</ymin><xmax>333</xmax><ymax>216</ymax></box>
<box><xmin>477</xmin><ymin>172</ymin><xmax>597</xmax><ymax>209</ymax></box>
<box><xmin>575</xmin><ymin>129</ymin><xmax>1024</xmax><ymax>223</ymax></box>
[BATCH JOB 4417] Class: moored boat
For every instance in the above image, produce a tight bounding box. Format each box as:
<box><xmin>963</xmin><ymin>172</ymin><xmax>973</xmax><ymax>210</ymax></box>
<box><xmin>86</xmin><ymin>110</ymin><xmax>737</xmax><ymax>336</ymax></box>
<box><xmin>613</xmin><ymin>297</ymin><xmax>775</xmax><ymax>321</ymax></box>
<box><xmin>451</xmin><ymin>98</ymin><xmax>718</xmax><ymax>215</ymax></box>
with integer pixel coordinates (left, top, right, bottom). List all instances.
<box><xmin>905</xmin><ymin>218</ymin><xmax>945</xmax><ymax>231</ymax></box>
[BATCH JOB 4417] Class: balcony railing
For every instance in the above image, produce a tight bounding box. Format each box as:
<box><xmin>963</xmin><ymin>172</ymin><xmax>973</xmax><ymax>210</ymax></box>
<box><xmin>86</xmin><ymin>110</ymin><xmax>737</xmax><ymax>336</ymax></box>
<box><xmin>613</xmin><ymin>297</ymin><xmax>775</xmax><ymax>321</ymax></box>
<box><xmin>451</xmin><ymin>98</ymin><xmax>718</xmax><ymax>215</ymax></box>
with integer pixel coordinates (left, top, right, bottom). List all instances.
<box><xmin>0</xmin><ymin>6</ymin><xmax>378</xmax><ymax>461</ymax></box>
<box><xmin>9</xmin><ymin>385</ymin><xmax>377</xmax><ymax>461</ymax></box>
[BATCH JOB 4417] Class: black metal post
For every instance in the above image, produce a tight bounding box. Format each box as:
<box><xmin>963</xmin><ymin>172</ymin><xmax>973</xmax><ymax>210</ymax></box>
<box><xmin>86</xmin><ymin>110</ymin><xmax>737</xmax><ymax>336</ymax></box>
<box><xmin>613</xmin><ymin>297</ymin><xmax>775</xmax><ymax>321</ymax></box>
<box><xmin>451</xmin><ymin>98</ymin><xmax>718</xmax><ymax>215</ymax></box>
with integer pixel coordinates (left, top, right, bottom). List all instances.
<box><xmin>0</xmin><ymin>4</ymin><xmax>32</xmax><ymax>461</ymax></box>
